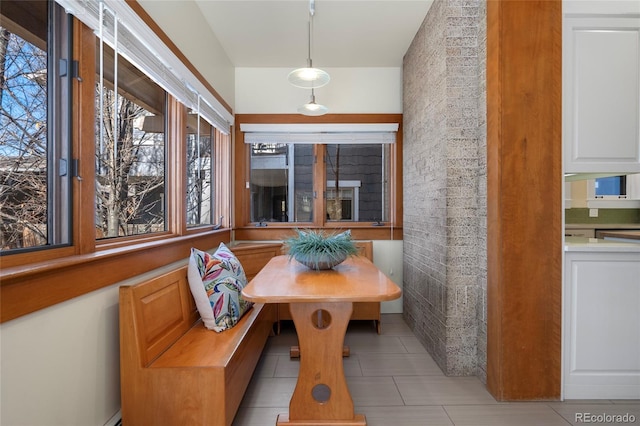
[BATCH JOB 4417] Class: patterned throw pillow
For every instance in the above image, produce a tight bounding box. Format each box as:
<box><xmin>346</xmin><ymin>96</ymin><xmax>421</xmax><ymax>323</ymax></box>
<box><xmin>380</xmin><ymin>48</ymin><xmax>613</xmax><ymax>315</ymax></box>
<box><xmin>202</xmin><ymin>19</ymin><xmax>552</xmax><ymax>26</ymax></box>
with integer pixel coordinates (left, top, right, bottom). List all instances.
<box><xmin>187</xmin><ymin>243</ymin><xmax>253</xmax><ymax>332</ymax></box>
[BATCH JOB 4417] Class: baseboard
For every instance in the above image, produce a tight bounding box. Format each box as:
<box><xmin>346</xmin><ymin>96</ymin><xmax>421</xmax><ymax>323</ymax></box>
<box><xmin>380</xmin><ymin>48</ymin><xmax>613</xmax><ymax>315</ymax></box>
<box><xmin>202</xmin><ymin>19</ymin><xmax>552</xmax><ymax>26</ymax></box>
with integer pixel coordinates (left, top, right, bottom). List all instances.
<box><xmin>104</xmin><ymin>409</ymin><xmax>122</xmax><ymax>426</ymax></box>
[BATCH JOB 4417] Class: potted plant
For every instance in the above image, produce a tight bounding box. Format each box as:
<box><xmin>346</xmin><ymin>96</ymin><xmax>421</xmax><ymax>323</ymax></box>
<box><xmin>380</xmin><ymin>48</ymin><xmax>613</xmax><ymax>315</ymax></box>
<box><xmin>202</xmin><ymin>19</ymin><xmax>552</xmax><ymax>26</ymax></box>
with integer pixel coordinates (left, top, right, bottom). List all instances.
<box><xmin>285</xmin><ymin>229</ymin><xmax>358</xmax><ymax>270</ymax></box>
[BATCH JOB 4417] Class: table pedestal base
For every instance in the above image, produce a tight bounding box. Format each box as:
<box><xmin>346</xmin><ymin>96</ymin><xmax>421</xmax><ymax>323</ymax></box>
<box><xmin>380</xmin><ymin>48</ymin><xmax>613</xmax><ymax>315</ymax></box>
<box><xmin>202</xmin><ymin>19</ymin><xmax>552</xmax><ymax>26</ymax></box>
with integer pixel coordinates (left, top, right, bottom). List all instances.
<box><xmin>276</xmin><ymin>413</ymin><xmax>367</xmax><ymax>425</ymax></box>
<box><xmin>289</xmin><ymin>345</ymin><xmax>350</xmax><ymax>358</ymax></box>
<box><xmin>279</xmin><ymin>301</ymin><xmax>367</xmax><ymax>425</ymax></box>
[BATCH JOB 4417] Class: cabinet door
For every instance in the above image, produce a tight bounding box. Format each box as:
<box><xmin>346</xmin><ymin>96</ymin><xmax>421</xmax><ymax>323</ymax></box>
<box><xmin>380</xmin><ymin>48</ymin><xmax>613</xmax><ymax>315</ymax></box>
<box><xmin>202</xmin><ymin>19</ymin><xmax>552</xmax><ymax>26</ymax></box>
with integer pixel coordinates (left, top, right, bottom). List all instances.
<box><xmin>563</xmin><ymin>251</ymin><xmax>640</xmax><ymax>399</ymax></box>
<box><xmin>564</xmin><ymin>17</ymin><xmax>640</xmax><ymax>173</ymax></box>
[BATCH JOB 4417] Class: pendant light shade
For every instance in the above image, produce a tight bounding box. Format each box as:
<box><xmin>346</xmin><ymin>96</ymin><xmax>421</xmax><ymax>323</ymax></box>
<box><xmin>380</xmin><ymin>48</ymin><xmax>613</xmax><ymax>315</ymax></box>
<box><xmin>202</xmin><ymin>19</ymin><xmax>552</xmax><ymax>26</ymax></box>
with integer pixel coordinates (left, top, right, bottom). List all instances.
<box><xmin>288</xmin><ymin>0</ymin><xmax>330</xmax><ymax>89</ymax></box>
<box><xmin>288</xmin><ymin>66</ymin><xmax>330</xmax><ymax>89</ymax></box>
<box><xmin>298</xmin><ymin>89</ymin><xmax>328</xmax><ymax>116</ymax></box>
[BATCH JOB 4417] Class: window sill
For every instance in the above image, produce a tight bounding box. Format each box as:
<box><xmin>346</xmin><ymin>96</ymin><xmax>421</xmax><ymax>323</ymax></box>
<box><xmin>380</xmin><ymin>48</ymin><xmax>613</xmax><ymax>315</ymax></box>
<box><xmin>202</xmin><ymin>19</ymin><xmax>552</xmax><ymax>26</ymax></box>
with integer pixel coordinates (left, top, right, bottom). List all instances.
<box><xmin>234</xmin><ymin>225</ymin><xmax>402</xmax><ymax>241</ymax></box>
<box><xmin>0</xmin><ymin>229</ymin><xmax>231</xmax><ymax>323</ymax></box>
<box><xmin>586</xmin><ymin>199</ymin><xmax>640</xmax><ymax>209</ymax></box>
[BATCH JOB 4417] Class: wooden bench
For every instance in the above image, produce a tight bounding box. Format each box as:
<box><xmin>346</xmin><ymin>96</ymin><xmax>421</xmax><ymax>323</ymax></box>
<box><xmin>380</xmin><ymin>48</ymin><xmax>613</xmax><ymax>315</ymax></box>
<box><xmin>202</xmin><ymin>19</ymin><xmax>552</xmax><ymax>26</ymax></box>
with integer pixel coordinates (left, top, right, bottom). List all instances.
<box><xmin>119</xmin><ymin>243</ymin><xmax>281</xmax><ymax>426</ymax></box>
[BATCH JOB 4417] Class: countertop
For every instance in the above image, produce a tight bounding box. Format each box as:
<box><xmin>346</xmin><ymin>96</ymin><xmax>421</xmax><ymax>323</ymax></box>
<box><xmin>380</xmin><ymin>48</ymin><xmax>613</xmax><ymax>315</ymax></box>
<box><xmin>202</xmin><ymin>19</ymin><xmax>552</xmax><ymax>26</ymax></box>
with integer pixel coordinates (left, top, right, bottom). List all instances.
<box><xmin>564</xmin><ymin>236</ymin><xmax>640</xmax><ymax>252</ymax></box>
<box><xmin>565</xmin><ymin>223</ymin><xmax>640</xmax><ymax>230</ymax></box>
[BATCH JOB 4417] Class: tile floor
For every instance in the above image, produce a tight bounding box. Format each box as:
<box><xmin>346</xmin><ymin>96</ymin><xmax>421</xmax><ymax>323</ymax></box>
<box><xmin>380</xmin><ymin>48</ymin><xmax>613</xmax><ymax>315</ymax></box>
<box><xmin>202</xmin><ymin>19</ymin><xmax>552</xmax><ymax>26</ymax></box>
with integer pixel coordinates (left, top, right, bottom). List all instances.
<box><xmin>234</xmin><ymin>314</ymin><xmax>640</xmax><ymax>426</ymax></box>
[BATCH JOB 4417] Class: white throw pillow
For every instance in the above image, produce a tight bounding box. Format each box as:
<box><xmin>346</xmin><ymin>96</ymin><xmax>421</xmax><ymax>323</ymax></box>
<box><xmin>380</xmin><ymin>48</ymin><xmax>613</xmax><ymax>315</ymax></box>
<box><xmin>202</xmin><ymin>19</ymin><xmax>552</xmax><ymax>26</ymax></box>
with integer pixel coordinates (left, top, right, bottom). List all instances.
<box><xmin>187</xmin><ymin>243</ymin><xmax>253</xmax><ymax>332</ymax></box>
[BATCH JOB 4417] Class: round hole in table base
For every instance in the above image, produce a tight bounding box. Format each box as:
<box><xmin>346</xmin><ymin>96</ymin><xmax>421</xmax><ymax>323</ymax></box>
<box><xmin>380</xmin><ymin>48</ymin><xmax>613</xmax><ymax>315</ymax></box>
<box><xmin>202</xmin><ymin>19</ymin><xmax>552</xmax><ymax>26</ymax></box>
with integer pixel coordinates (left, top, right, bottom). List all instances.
<box><xmin>311</xmin><ymin>383</ymin><xmax>332</xmax><ymax>403</ymax></box>
<box><xmin>311</xmin><ymin>309</ymin><xmax>332</xmax><ymax>329</ymax></box>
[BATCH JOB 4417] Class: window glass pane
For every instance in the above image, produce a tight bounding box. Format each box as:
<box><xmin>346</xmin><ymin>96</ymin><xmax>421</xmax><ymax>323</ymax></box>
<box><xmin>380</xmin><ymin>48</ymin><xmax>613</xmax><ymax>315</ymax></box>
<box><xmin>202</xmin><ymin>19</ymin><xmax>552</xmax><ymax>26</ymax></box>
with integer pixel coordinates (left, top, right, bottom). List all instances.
<box><xmin>186</xmin><ymin>113</ymin><xmax>213</xmax><ymax>227</ymax></box>
<box><xmin>1</xmin><ymin>1</ymin><xmax>69</xmax><ymax>251</ymax></box>
<box><xmin>325</xmin><ymin>144</ymin><xmax>389</xmax><ymax>222</ymax></box>
<box><xmin>95</xmin><ymin>33</ymin><xmax>167</xmax><ymax>239</ymax></box>
<box><xmin>250</xmin><ymin>143</ymin><xmax>313</xmax><ymax>223</ymax></box>
<box><xmin>595</xmin><ymin>176</ymin><xmax>626</xmax><ymax>196</ymax></box>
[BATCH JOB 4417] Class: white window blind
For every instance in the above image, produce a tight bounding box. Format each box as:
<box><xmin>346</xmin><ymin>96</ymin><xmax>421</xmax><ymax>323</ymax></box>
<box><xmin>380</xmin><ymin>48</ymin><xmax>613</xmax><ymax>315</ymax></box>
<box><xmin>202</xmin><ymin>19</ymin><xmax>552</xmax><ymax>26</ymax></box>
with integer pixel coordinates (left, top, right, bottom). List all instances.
<box><xmin>241</xmin><ymin>123</ymin><xmax>398</xmax><ymax>144</ymax></box>
<box><xmin>54</xmin><ymin>0</ymin><xmax>232</xmax><ymax>134</ymax></box>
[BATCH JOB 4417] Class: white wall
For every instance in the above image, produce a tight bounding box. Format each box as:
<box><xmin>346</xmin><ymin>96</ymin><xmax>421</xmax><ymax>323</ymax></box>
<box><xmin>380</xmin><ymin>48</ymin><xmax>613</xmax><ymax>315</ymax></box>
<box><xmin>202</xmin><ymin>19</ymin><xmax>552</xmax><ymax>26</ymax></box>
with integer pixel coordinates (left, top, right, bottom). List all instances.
<box><xmin>0</xmin><ymin>284</ymin><xmax>121</xmax><ymax>425</ymax></box>
<box><xmin>138</xmin><ymin>0</ymin><xmax>236</xmax><ymax>110</ymax></box>
<box><xmin>374</xmin><ymin>240</ymin><xmax>404</xmax><ymax>313</ymax></box>
<box><xmin>235</xmin><ymin>67</ymin><xmax>403</xmax><ymax>114</ymax></box>
<box><xmin>0</xmin><ymin>260</ymin><xmax>194</xmax><ymax>426</ymax></box>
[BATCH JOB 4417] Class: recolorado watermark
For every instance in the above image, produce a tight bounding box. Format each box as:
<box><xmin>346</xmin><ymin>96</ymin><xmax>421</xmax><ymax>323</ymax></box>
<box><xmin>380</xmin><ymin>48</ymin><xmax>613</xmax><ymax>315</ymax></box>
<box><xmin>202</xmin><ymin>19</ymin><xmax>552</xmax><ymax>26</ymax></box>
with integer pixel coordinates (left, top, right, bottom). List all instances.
<box><xmin>575</xmin><ymin>412</ymin><xmax>637</xmax><ymax>423</ymax></box>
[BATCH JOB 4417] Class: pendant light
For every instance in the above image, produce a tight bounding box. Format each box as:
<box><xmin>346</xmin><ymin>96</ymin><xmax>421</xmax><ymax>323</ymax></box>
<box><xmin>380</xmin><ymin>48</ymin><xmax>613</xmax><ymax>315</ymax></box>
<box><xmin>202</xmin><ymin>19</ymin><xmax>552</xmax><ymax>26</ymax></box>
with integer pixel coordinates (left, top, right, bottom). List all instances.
<box><xmin>298</xmin><ymin>88</ymin><xmax>328</xmax><ymax>116</ymax></box>
<box><xmin>287</xmin><ymin>0</ymin><xmax>330</xmax><ymax>89</ymax></box>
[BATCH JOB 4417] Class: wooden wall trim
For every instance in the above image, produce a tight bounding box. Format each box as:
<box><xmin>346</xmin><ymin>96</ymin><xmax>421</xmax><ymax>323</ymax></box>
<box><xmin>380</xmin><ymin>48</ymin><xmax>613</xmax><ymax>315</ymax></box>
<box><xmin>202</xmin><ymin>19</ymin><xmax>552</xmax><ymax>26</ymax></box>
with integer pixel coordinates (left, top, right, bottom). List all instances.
<box><xmin>74</xmin><ymin>20</ymin><xmax>97</xmax><ymax>254</ymax></box>
<box><xmin>1</xmin><ymin>230</ymin><xmax>231</xmax><ymax>323</ymax></box>
<box><xmin>234</xmin><ymin>227</ymin><xmax>403</xmax><ymax>242</ymax></box>
<box><xmin>486</xmin><ymin>0</ymin><xmax>562</xmax><ymax>400</ymax></box>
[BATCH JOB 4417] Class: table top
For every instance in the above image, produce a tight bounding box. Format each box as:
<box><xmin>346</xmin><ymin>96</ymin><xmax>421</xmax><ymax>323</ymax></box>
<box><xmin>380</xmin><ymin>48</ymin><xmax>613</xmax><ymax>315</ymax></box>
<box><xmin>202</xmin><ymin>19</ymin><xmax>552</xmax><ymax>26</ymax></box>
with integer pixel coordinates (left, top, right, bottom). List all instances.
<box><xmin>242</xmin><ymin>255</ymin><xmax>402</xmax><ymax>304</ymax></box>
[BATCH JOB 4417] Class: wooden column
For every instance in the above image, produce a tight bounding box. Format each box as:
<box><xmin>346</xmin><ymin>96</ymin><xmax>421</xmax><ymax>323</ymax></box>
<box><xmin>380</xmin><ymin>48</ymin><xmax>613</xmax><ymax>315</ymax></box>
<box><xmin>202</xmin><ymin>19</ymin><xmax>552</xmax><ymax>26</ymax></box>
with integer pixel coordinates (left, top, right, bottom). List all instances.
<box><xmin>486</xmin><ymin>0</ymin><xmax>562</xmax><ymax>400</ymax></box>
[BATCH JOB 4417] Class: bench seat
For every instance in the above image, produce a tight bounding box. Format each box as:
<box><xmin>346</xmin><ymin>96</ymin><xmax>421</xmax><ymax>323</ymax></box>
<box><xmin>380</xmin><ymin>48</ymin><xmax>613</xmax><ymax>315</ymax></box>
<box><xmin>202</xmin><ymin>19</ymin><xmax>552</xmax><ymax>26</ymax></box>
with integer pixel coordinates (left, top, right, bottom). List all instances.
<box><xmin>119</xmin><ymin>243</ymin><xmax>281</xmax><ymax>426</ymax></box>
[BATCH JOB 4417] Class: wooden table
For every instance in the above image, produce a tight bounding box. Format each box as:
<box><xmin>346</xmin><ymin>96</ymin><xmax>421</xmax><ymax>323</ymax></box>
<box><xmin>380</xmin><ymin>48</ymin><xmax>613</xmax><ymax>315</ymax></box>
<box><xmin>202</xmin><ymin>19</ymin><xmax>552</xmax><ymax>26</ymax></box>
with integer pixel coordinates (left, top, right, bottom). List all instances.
<box><xmin>242</xmin><ymin>255</ymin><xmax>402</xmax><ymax>426</ymax></box>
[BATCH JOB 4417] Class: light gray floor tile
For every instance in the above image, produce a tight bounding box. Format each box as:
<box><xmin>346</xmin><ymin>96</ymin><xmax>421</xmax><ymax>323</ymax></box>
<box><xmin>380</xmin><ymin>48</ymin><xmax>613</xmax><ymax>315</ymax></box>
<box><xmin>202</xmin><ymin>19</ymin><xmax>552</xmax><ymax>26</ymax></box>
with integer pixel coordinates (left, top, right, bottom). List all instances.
<box><xmin>238</xmin><ymin>315</ymin><xmax>638</xmax><ymax>426</ymax></box>
<box><xmin>399</xmin><ymin>334</ymin><xmax>429</xmax><ymax>354</ymax></box>
<box><xmin>394</xmin><ymin>375</ymin><xmax>498</xmax><ymax>405</ymax></box>
<box><xmin>379</xmin><ymin>320</ymin><xmax>416</xmax><ymax>336</ymax></box>
<box><xmin>612</xmin><ymin>399</ymin><xmax>640</xmax><ymax>404</ymax></box>
<box><xmin>263</xmin><ymin>329</ymin><xmax>298</xmax><ymax>355</ymax></box>
<box><xmin>343</xmin><ymin>355</ymin><xmax>365</xmax><ymax>376</ymax></box>
<box><xmin>273</xmin><ymin>354</ymin><xmax>363</xmax><ymax>377</ymax></box>
<box><xmin>358</xmin><ymin>352</ymin><xmax>443</xmax><ymax>376</ymax></box>
<box><xmin>444</xmin><ymin>404</ymin><xmax>571</xmax><ymax>426</ymax></box>
<box><xmin>551</xmin><ymin>403</ymin><xmax>640</xmax><ymax>426</ymax></box>
<box><xmin>345</xmin><ymin>334</ymin><xmax>409</xmax><ymax>354</ymax></box>
<box><xmin>556</xmin><ymin>399</ymin><xmax>614</xmax><ymax>404</ymax></box>
<box><xmin>357</xmin><ymin>405</ymin><xmax>454</xmax><ymax>426</ymax></box>
<box><xmin>253</xmin><ymin>354</ymin><xmax>278</xmax><ymax>378</ymax></box>
<box><xmin>348</xmin><ymin>319</ymin><xmax>381</xmax><ymax>334</ymax></box>
<box><xmin>232</xmin><ymin>407</ymin><xmax>286</xmax><ymax>426</ymax></box>
<box><xmin>272</xmin><ymin>355</ymin><xmax>299</xmax><ymax>378</ymax></box>
<box><xmin>240</xmin><ymin>377</ymin><xmax>296</xmax><ymax>408</ymax></box>
<box><xmin>346</xmin><ymin>376</ymin><xmax>406</xmax><ymax>407</ymax></box>
<box><xmin>380</xmin><ymin>313</ymin><xmax>407</xmax><ymax>324</ymax></box>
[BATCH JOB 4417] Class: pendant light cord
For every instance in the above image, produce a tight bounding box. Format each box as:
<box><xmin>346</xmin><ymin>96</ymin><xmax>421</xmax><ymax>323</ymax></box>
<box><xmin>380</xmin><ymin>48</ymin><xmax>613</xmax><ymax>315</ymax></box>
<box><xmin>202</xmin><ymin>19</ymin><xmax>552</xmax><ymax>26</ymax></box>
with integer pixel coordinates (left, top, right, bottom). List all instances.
<box><xmin>307</xmin><ymin>0</ymin><xmax>315</xmax><ymax>68</ymax></box>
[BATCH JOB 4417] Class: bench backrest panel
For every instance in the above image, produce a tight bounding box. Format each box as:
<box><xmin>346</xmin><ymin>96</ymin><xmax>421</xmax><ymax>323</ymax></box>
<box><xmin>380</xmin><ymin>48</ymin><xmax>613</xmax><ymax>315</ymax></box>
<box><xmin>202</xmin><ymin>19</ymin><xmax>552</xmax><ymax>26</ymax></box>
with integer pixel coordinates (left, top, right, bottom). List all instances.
<box><xmin>124</xmin><ymin>267</ymin><xmax>198</xmax><ymax>367</ymax></box>
<box><xmin>121</xmin><ymin>243</ymin><xmax>283</xmax><ymax>367</ymax></box>
<box><xmin>231</xmin><ymin>243</ymin><xmax>284</xmax><ymax>280</ymax></box>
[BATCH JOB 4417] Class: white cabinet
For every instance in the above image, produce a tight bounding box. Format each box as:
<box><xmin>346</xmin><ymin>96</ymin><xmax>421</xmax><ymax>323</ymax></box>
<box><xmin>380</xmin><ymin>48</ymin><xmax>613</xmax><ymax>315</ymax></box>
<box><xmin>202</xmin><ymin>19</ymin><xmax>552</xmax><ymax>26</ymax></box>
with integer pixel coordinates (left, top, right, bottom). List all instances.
<box><xmin>563</xmin><ymin>15</ymin><xmax>640</xmax><ymax>173</ymax></box>
<box><xmin>563</xmin><ymin>251</ymin><xmax>640</xmax><ymax>399</ymax></box>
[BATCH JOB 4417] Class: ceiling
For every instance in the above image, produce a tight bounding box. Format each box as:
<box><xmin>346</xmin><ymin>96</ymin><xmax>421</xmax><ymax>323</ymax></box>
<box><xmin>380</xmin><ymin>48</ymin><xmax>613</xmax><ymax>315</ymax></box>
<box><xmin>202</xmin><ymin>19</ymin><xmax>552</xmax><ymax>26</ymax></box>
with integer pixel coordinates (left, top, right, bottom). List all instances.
<box><xmin>193</xmin><ymin>0</ymin><xmax>434</xmax><ymax>68</ymax></box>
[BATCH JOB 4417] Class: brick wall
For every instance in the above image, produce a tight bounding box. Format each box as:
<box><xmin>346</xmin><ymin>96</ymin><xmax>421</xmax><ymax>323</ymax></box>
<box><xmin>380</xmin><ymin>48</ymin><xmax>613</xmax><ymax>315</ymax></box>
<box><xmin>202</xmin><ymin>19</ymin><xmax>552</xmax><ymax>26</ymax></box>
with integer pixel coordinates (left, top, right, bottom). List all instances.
<box><xmin>402</xmin><ymin>0</ymin><xmax>487</xmax><ymax>378</ymax></box>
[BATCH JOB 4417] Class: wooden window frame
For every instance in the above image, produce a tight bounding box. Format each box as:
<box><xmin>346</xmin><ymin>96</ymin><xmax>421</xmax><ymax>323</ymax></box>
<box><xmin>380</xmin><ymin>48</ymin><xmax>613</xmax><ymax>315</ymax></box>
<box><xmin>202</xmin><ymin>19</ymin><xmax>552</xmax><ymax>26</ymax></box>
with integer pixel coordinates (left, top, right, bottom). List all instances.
<box><xmin>234</xmin><ymin>114</ymin><xmax>403</xmax><ymax>241</ymax></box>
<box><xmin>0</xmin><ymin>5</ymin><xmax>233</xmax><ymax>323</ymax></box>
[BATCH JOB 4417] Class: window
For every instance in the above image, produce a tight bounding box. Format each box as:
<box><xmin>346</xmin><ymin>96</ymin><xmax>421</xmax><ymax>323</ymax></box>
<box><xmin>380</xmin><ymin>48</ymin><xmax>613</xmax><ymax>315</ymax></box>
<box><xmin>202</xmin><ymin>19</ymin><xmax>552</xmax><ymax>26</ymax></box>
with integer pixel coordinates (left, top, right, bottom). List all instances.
<box><xmin>326</xmin><ymin>183</ymin><xmax>358</xmax><ymax>221</ymax></box>
<box><xmin>595</xmin><ymin>175</ymin><xmax>626</xmax><ymax>197</ymax></box>
<box><xmin>186</xmin><ymin>112</ymin><xmax>214</xmax><ymax>227</ymax></box>
<box><xmin>325</xmin><ymin>144</ymin><xmax>388</xmax><ymax>222</ymax></box>
<box><xmin>585</xmin><ymin>173</ymin><xmax>640</xmax><ymax>209</ymax></box>
<box><xmin>0</xmin><ymin>1</ymin><xmax>71</xmax><ymax>252</ymax></box>
<box><xmin>249</xmin><ymin>143</ymin><xmax>314</xmax><ymax>223</ymax></box>
<box><xmin>235</xmin><ymin>115</ymin><xmax>402</xmax><ymax>239</ymax></box>
<box><xmin>1</xmin><ymin>0</ymin><xmax>235</xmax><ymax>322</ymax></box>
<box><xmin>247</xmin><ymin>143</ymin><xmax>389</xmax><ymax>224</ymax></box>
<box><xmin>95</xmin><ymin>36</ymin><xmax>167</xmax><ymax>239</ymax></box>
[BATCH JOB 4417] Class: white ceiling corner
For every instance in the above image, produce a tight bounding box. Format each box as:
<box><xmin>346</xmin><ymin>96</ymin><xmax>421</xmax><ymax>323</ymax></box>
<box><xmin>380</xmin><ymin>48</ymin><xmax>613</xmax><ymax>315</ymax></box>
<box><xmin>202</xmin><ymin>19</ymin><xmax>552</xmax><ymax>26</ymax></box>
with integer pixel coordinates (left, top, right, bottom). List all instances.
<box><xmin>193</xmin><ymin>0</ymin><xmax>434</xmax><ymax>68</ymax></box>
